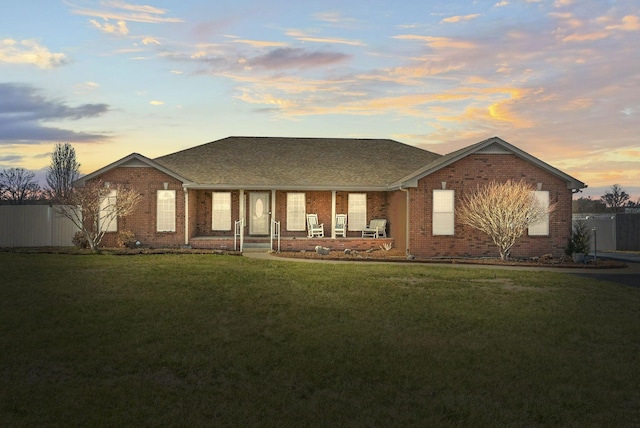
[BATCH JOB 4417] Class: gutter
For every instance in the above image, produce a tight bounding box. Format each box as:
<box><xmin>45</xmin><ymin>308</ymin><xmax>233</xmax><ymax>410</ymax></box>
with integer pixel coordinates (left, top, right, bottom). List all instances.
<box><xmin>182</xmin><ymin>183</ymin><xmax>390</xmax><ymax>192</ymax></box>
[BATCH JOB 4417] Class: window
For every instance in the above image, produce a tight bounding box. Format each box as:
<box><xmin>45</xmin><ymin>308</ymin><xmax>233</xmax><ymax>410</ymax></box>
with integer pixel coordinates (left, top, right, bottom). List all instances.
<box><xmin>99</xmin><ymin>189</ymin><xmax>118</xmax><ymax>232</ymax></box>
<box><xmin>212</xmin><ymin>192</ymin><xmax>231</xmax><ymax>230</ymax></box>
<box><xmin>529</xmin><ymin>191</ymin><xmax>550</xmax><ymax>236</ymax></box>
<box><xmin>157</xmin><ymin>190</ymin><xmax>176</xmax><ymax>232</ymax></box>
<box><xmin>287</xmin><ymin>193</ymin><xmax>306</xmax><ymax>231</ymax></box>
<box><xmin>433</xmin><ymin>189</ymin><xmax>454</xmax><ymax>235</ymax></box>
<box><xmin>348</xmin><ymin>193</ymin><xmax>367</xmax><ymax>231</ymax></box>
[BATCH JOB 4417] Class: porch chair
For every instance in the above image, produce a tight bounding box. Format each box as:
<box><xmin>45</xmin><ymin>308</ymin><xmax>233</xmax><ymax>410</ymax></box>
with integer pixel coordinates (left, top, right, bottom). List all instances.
<box><xmin>335</xmin><ymin>214</ymin><xmax>347</xmax><ymax>237</ymax></box>
<box><xmin>361</xmin><ymin>219</ymin><xmax>387</xmax><ymax>238</ymax></box>
<box><xmin>306</xmin><ymin>213</ymin><xmax>324</xmax><ymax>238</ymax></box>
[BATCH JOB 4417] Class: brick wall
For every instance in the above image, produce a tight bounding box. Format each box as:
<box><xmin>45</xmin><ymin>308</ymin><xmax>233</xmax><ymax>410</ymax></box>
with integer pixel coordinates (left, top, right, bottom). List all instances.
<box><xmin>408</xmin><ymin>154</ymin><xmax>573</xmax><ymax>258</ymax></box>
<box><xmin>87</xmin><ymin>166</ymin><xmax>186</xmax><ymax>248</ymax></box>
<box><xmin>191</xmin><ymin>236</ymin><xmax>394</xmax><ymax>252</ymax></box>
<box><xmin>192</xmin><ymin>190</ymin><xmax>240</xmax><ymax>237</ymax></box>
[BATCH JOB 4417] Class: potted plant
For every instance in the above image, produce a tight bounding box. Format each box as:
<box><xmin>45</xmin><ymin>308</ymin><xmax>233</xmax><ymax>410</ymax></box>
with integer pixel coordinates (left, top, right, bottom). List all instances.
<box><xmin>566</xmin><ymin>219</ymin><xmax>592</xmax><ymax>263</ymax></box>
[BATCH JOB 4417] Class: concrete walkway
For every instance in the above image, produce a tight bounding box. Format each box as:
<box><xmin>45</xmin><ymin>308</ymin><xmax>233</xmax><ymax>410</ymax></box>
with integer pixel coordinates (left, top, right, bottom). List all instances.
<box><xmin>242</xmin><ymin>249</ymin><xmax>640</xmax><ymax>288</ymax></box>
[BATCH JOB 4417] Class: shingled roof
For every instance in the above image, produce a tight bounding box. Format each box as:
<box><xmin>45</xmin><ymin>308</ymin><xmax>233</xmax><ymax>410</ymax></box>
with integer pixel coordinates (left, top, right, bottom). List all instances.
<box><xmin>154</xmin><ymin>136</ymin><xmax>441</xmax><ymax>190</ymax></box>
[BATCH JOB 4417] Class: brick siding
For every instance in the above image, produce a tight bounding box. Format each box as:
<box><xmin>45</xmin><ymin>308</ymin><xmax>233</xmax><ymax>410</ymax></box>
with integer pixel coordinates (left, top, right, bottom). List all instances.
<box><xmin>407</xmin><ymin>154</ymin><xmax>573</xmax><ymax>258</ymax></box>
<box><xmin>87</xmin><ymin>166</ymin><xmax>186</xmax><ymax>248</ymax></box>
<box><xmin>90</xmin><ymin>154</ymin><xmax>573</xmax><ymax>258</ymax></box>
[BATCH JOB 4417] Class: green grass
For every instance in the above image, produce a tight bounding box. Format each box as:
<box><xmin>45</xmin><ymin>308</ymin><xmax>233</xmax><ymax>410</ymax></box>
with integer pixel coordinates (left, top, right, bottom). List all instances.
<box><xmin>1</xmin><ymin>253</ymin><xmax>639</xmax><ymax>427</ymax></box>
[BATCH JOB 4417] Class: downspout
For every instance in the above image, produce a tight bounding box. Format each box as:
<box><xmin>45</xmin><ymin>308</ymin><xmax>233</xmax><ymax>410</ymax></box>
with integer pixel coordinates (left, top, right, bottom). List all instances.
<box><xmin>399</xmin><ymin>185</ymin><xmax>412</xmax><ymax>258</ymax></box>
<box><xmin>184</xmin><ymin>187</ymin><xmax>189</xmax><ymax>246</ymax></box>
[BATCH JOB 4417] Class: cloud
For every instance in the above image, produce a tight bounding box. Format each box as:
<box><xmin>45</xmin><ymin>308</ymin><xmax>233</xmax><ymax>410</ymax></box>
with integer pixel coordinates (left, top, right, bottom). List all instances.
<box><xmin>167</xmin><ymin>45</ymin><xmax>351</xmax><ymax>73</ymax></box>
<box><xmin>248</xmin><ymin>48</ymin><xmax>350</xmax><ymax>70</ymax></box>
<box><xmin>0</xmin><ymin>83</ymin><xmax>110</xmax><ymax>144</ymax></box>
<box><xmin>68</xmin><ymin>0</ymin><xmax>183</xmax><ymax>24</ymax></box>
<box><xmin>0</xmin><ymin>39</ymin><xmax>70</xmax><ymax>69</ymax></box>
<box><xmin>562</xmin><ymin>31</ymin><xmax>609</xmax><ymax>42</ymax></box>
<box><xmin>606</xmin><ymin>15</ymin><xmax>640</xmax><ymax>31</ymax></box>
<box><xmin>149</xmin><ymin>100</ymin><xmax>164</xmax><ymax>105</ymax></box>
<box><xmin>441</xmin><ymin>14</ymin><xmax>481</xmax><ymax>24</ymax></box>
<box><xmin>286</xmin><ymin>29</ymin><xmax>365</xmax><ymax>46</ymax></box>
<box><xmin>232</xmin><ymin>39</ymin><xmax>288</xmax><ymax>48</ymax></box>
<box><xmin>89</xmin><ymin>19</ymin><xmax>129</xmax><ymax>35</ymax></box>
<box><xmin>142</xmin><ymin>37</ymin><xmax>161</xmax><ymax>45</ymax></box>
<box><xmin>393</xmin><ymin>35</ymin><xmax>476</xmax><ymax>49</ymax></box>
<box><xmin>313</xmin><ymin>11</ymin><xmax>356</xmax><ymax>26</ymax></box>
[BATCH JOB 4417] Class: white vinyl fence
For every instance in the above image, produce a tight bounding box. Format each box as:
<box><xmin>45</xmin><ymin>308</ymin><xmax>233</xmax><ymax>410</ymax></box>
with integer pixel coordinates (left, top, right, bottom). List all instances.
<box><xmin>0</xmin><ymin>205</ymin><xmax>80</xmax><ymax>247</ymax></box>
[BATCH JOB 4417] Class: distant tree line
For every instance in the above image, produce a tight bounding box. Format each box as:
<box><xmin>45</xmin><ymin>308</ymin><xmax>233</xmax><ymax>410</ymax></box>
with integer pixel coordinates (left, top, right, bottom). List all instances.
<box><xmin>0</xmin><ymin>143</ymin><xmax>79</xmax><ymax>205</ymax></box>
<box><xmin>573</xmin><ymin>184</ymin><xmax>640</xmax><ymax>213</ymax></box>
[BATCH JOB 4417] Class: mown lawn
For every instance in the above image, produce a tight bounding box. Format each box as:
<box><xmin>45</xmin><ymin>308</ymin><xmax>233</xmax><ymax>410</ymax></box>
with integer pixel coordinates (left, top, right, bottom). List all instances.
<box><xmin>1</xmin><ymin>253</ymin><xmax>639</xmax><ymax>427</ymax></box>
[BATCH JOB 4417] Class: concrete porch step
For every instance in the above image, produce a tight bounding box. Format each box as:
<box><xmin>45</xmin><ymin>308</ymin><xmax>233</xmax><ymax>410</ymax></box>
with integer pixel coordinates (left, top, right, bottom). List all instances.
<box><xmin>242</xmin><ymin>242</ymin><xmax>272</xmax><ymax>251</ymax></box>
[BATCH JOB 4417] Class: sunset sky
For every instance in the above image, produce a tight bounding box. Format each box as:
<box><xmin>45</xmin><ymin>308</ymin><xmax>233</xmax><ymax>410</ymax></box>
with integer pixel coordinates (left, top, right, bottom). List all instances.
<box><xmin>1</xmin><ymin>0</ymin><xmax>638</xmax><ymax>200</ymax></box>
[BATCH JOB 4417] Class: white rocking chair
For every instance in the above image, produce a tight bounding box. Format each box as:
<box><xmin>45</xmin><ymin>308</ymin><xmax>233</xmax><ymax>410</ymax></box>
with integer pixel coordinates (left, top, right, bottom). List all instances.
<box><xmin>335</xmin><ymin>214</ymin><xmax>347</xmax><ymax>237</ymax></box>
<box><xmin>306</xmin><ymin>213</ymin><xmax>324</xmax><ymax>238</ymax></box>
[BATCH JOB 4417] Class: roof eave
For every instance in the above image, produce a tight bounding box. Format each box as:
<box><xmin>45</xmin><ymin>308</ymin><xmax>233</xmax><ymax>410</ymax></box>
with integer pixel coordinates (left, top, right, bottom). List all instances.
<box><xmin>183</xmin><ymin>183</ymin><xmax>390</xmax><ymax>192</ymax></box>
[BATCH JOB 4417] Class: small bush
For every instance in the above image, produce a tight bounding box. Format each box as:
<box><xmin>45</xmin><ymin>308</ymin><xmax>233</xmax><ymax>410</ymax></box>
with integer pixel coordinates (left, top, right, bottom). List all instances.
<box><xmin>566</xmin><ymin>219</ymin><xmax>592</xmax><ymax>255</ymax></box>
<box><xmin>72</xmin><ymin>231</ymin><xmax>89</xmax><ymax>249</ymax></box>
<box><xmin>116</xmin><ymin>230</ymin><xmax>136</xmax><ymax>248</ymax></box>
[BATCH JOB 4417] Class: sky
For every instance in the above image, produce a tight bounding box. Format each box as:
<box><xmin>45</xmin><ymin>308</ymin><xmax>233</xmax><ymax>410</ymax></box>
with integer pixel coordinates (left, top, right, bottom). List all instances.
<box><xmin>1</xmin><ymin>0</ymin><xmax>639</xmax><ymax>201</ymax></box>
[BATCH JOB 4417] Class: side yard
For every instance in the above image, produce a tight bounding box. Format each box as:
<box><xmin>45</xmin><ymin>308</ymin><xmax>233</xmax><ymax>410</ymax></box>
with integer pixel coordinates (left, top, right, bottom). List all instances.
<box><xmin>1</xmin><ymin>253</ymin><xmax>639</xmax><ymax>426</ymax></box>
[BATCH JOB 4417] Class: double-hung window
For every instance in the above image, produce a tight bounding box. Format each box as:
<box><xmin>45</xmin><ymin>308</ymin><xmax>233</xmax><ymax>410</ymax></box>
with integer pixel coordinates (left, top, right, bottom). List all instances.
<box><xmin>348</xmin><ymin>193</ymin><xmax>367</xmax><ymax>231</ymax></box>
<box><xmin>433</xmin><ymin>189</ymin><xmax>454</xmax><ymax>235</ymax></box>
<box><xmin>212</xmin><ymin>192</ymin><xmax>231</xmax><ymax>231</ymax></box>
<box><xmin>157</xmin><ymin>190</ymin><xmax>176</xmax><ymax>232</ymax></box>
<box><xmin>528</xmin><ymin>191</ymin><xmax>550</xmax><ymax>236</ymax></box>
<box><xmin>287</xmin><ymin>193</ymin><xmax>306</xmax><ymax>231</ymax></box>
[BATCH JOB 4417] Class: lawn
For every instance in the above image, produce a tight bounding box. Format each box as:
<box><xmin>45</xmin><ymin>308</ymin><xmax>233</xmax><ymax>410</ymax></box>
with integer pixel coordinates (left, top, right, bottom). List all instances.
<box><xmin>1</xmin><ymin>253</ymin><xmax>639</xmax><ymax>426</ymax></box>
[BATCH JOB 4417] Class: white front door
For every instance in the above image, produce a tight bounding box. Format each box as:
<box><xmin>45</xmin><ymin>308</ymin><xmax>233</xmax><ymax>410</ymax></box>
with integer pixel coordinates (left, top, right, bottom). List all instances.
<box><xmin>249</xmin><ymin>192</ymin><xmax>270</xmax><ymax>235</ymax></box>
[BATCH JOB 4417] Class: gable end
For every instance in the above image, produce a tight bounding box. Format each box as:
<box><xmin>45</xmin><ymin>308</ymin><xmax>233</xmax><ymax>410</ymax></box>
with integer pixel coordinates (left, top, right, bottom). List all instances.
<box><xmin>476</xmin><ymin>142</ymin><xmax>511</xmax><ymax>155</ymax></box>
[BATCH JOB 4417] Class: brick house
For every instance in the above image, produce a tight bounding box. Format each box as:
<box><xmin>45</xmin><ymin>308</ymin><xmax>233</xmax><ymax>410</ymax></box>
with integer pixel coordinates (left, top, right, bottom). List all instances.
<box><xmin>75</xmin><ymin>136</ymin><xmax>586</xmax><ymax>258</ymax></box>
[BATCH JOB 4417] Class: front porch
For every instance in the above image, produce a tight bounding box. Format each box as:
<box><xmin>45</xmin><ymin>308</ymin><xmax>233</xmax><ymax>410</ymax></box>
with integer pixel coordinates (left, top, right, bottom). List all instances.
<box><xmin>190</xmin><ymin>236</ymin><xmax>395</xmax><ymax>253</ymax></box>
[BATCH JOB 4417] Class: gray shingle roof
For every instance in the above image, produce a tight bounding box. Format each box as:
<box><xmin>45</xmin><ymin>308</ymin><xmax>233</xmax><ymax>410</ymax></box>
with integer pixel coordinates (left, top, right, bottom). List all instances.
<box><xmin>154</xmin><ymin>136</ymin><xmax>442</xmax><ymax>190</ymax></box>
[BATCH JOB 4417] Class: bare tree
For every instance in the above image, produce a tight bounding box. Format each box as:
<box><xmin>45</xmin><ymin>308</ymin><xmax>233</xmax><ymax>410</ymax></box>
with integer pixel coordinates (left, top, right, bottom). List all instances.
<box><xmin>46</xmin><ymin>142</ymin><xmax>80</xmax><ymax>201</ymax></box>
<box><xmin>0</xmin><ymin>168</ymin><xmax>41</xmax><ymax>204</ymax></box>
<box><xmin>56</xmin><ymin>180</ymin><xmax>141</xmax><ymax>250</ymax></box>
<box><xmin>601</xmin><ymin>184</ymin><xmax>629</xmax><ymax>213</ymax></box>
<box><xmin>457</xmin><ymin>180</ymin><xmax>556</xmax><ymax>261</ymax></box>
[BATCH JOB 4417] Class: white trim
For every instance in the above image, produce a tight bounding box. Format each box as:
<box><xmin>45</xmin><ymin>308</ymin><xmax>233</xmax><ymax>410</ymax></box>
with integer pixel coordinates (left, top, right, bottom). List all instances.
<box><xmin>433</xmin><ymin>189</ymin><xmax>454</xmax><ymax>235</ymax></box>
<box><xmin>156</xmin><ymin>190</ymin><xmax>176</xmax><ymax>232</ymax></box>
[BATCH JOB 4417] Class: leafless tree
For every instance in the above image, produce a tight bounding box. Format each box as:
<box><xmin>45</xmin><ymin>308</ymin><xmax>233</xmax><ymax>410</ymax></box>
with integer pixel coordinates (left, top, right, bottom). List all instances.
<box><xmin>46</xmin><ymin>142</ymin><xmax>80</xmax><ymax>201</ymax></box>
<box><xmin>0</xmin><ymin>168</ymin><xmax>41</xmax><ymax>204</ymax></box>
<box><xmin>56</xmin><ymin>180</ymin><xmax>141</xmax><ymax>250</ymax></box>
<box><xmin>457</xmin><ymin>180</ymin><xmax>556</xmax><ymax>261</ymax></box>
<box><xmin>601</xmin><ymin>184</ymin><xmax>629</xmax><ymax>213</ymax></box>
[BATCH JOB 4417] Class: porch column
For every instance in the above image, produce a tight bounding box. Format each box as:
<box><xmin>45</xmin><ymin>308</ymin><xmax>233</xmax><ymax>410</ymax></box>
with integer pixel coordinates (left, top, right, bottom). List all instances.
<box><xmin>239</xmin><ymin>189</ymin><xmax>245</xmax><ymax>224</ymax></box>
<box><xmin>331</xmin><ymin>190</ymin><xmax>336</xmax><ymax>238</ymax></box>
<box><xmin>271</xmin><ymin>190</ymin><xmax>276</xmax><ymax>221</ymax></box>
<box><xmin>184</xmin><ymin>187</ymin><xmax>189</xmax><ymax>245</ymax></box>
